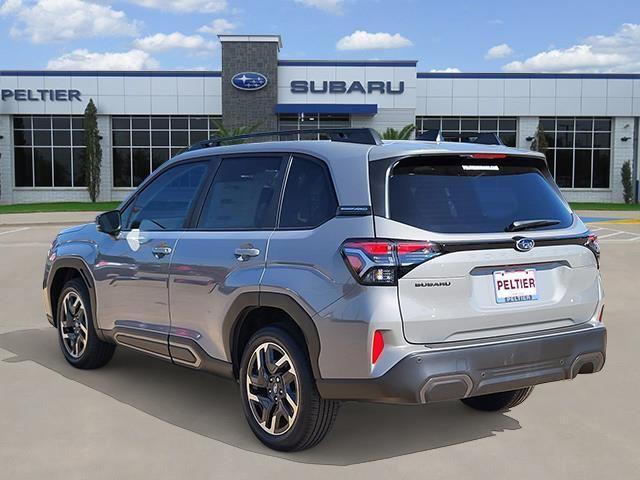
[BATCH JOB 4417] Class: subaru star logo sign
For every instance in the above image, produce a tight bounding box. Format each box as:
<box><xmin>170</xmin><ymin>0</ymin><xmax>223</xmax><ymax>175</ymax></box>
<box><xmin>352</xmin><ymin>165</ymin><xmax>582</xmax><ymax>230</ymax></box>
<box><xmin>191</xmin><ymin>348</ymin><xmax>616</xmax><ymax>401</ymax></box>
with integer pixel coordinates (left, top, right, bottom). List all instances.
<box><xmin>231</xmin><ymin>72</ymin><xmax>268</xmax><ymax>91</ymax></box>
<box><xmin>515</xmin><ymin>238</ymin><xmax>535</xmax><ymax>252</ymax></box>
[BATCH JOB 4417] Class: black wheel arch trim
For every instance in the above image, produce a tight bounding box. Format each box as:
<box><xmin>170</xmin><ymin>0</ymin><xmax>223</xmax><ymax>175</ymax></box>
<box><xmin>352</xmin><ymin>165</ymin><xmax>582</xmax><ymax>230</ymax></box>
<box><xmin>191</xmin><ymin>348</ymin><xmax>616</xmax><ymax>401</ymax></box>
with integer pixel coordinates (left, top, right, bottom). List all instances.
<box><xmin>47</xmin><ymin>256</ymin><xmax>106</xmax><ymax>341</ymax></box>
<box><xmin>223</xmin><ymin>291</ymin><xmax>322</xmax><ymax>380</ymax></box>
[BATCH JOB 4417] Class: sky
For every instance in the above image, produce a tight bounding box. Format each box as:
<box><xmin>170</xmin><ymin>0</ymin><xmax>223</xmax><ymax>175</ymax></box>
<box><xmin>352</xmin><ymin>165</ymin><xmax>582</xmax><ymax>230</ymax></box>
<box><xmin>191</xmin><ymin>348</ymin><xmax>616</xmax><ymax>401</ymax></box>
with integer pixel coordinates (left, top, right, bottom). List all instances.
<box><xmin>0</xmin><ymin>0</ymin><xmax>639</xmax><ymax>72</ymax></box>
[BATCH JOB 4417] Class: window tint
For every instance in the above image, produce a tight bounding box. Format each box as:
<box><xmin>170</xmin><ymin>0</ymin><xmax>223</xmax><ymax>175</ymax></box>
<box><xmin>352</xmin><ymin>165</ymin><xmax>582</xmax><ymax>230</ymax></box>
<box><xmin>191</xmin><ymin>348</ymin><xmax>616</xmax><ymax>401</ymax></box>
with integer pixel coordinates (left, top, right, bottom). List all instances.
<box><xmin>198</xmin><ymin>156</ymin><xmax>285</xmax><ymax>230</ymax></box>
<box><xmin>388</xmin><ymin>157</ymin><xmax>572</xmax><ymax>234</ymax></box>
<box><xmin>122</xmin><ymin>161</ymin><xmax>208</xmax><ymax>231</ymax></box>
<box><xmin>280</xmin><ymin>157</ymin><xmax>337</xmax><ymax>228</ymax></box>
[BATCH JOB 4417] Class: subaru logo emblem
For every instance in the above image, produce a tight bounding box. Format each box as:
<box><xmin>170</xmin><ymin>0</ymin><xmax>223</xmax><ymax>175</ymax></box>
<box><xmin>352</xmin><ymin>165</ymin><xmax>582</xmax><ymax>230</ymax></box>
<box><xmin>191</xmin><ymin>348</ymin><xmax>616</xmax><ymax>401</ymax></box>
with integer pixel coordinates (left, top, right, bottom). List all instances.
<box><xmin>515</xmin><ymin>238</ymin><xmax>535</xmax><ymax>252</ymax></box>
<box><xmin>231</xmin><ymin>72</ymin><xmax>268</xmax><ymax>91</ymax></box>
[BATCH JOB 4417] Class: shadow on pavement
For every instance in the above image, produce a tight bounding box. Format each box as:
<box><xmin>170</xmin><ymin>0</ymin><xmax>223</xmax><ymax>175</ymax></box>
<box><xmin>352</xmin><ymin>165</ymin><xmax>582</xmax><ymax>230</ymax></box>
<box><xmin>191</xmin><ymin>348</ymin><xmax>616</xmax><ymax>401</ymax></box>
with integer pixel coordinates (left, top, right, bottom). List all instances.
<box><xmin>1</xmin><ymin>328</ymin><xmax>521</xmax><ymax>466</ymax></box>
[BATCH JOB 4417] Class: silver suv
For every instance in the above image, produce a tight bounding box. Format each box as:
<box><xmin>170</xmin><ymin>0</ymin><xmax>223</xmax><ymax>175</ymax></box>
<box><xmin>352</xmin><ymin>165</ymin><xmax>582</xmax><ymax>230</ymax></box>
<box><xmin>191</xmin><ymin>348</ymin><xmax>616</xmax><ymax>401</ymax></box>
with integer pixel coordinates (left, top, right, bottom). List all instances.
<box><xmin>43</xmin><ymin>128</ymin><xmax>606</xmax><ymax>451</ymax></box>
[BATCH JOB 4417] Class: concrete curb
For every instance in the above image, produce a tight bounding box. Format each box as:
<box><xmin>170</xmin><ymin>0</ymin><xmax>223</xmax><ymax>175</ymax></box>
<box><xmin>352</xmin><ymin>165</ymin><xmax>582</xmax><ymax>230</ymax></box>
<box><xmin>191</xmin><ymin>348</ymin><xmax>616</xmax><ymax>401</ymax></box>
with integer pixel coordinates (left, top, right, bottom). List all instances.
<box><xmin>0</xmin><ymin>212</ymin><xmax>101</xmax><ymax>228</ymax></box>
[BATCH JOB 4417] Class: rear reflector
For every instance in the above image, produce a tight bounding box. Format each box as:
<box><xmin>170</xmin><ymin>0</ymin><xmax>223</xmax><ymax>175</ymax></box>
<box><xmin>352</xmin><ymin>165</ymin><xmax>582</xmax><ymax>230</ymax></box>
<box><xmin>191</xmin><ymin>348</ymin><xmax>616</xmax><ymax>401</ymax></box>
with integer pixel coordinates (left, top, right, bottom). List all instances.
<box><xmin>372</xmin><ymin>330</ymin><xmax>384</xmax><ymax>364</ymax></box>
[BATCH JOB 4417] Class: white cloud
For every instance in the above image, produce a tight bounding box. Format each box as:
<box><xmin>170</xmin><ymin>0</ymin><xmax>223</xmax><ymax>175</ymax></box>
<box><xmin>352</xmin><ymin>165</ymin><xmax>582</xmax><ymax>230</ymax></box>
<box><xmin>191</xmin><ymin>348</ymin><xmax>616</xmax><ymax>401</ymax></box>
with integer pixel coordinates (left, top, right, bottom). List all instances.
<box><xmin>47</xmin><ymin>49</ymin><xmax>159</xmax><ymax>70</ymax></box>
<box><xmin>198</xmin><ymin>18</ymin><xmax>237</xmax><ymax>35</ymax></box>
<box><xmin>488</xmin><ymin>19</ymin><xmax>503</xmax><ymax>25</ymax></box>
<box><xmin>0</xmin><ymin>0</ymin><xmax>21</xmax><ymax>15</ymax></box>
<box><xmin>293</xmin><ymin>0</ymin><xmax>343</xmax><ymax>14</ymax></box>
<box><xmin>128</xmin><ymin>0</ymin><xmax>227</xmax><ymax>13</ymax></box>
<box><xmin>133</xmin><ymin>32</ymin><xmax>216</xmax><ymax>52</ymax></box>
<box><xmin>1</xmin><ymin>0</ymin><xmax>138</xmax><ymax>43</ymax></box>
<box><xmin>336</xmin><ymin>30</ymin><xmax>413</xmax><ymax>50</ymax></box>
<box><xmin>503</xmin><ymin>23</ymin><xmax>640</xmax><ymax>73</ymax></box>
<box><xmin>429</xmin><ymin>67</ymin><xmax>461</xmax><ymax>73</ymax></box>
<box><xmin>485</xmin><ymin>43</ymin><xmax>513</xmax><ymax>60</ymax></box>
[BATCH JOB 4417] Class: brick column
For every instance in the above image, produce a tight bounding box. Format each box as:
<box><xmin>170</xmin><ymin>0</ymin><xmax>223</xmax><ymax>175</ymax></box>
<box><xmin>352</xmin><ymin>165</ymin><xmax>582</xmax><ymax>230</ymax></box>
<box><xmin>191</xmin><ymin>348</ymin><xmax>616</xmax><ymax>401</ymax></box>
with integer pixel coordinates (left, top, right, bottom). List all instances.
<box><xmin>220</xmin><ymin>35</ymin><xmax>281</xmax><ymax>133</ymax></box>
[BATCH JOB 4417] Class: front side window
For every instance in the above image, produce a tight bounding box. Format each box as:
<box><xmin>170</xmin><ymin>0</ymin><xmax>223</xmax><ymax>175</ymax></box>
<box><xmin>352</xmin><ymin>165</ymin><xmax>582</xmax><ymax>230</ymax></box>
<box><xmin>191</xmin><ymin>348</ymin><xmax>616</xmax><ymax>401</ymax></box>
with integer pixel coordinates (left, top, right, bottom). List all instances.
<box><xmin>280</xmin><ymin>156</ymin><xmax>337</xmax><ymax>228</ymax></box>
<box><xmin>121</xmin><ymin>161</ymin><xmax>208</xmax><ymax>231</ymax></box>
<box><xmin>198</xmin><ymin>156</ymin><xmax>285</xmax><ymax>230</ymax></box>
<box><xmin>13</xmin><ymin>115</ymin><xmax>86</xmax><ymax>187</ymax></box>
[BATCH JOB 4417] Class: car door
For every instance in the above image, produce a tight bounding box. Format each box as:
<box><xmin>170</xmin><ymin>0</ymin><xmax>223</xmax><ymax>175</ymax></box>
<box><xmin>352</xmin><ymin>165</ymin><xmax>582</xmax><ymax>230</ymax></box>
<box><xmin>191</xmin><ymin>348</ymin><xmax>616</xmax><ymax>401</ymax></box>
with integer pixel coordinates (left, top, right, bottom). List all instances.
<box><xmin>168</xmin><ymin>154</ymin><xmax>288</xmax><ymax>363</ymax></box>
<box><xmin>93</xmin><ymin>159</ymin><xmax>211</xmax><ymax>357</ymax></box>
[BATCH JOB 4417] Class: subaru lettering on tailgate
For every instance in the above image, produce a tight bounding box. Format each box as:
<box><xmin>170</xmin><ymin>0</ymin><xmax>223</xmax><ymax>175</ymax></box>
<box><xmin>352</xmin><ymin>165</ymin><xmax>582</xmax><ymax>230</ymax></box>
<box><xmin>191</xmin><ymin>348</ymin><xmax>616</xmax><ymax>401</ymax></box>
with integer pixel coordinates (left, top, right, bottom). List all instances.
<box><xmin>231</xmin><ymin>72</ymin><xmax>268</xmax><ymax>91</ymax></box>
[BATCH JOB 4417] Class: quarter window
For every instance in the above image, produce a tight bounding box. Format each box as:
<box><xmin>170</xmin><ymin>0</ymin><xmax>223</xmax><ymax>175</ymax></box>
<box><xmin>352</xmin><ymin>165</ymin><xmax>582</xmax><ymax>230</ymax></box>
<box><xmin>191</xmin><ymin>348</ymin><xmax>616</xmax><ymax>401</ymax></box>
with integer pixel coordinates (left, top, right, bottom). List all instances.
<box><xmin>280</xmin><ymin>157</ymin><xmax>337</xmax><ymax>229</ymax></box>
<box><xmin>198</xmin><ymin>156</ymin><xmax>286</xmax><ymax>230</ymax></box>
<box><xmin>121</xmin><ymin>161</ymin><xmax>208</xmax><ymax>231</ymax></box>
<box><xmin>13</xmin><ymin>115</ymin><xmax>86</xmax><ymax>187</ymax></box>
<box><xmin>112</xmin><ymin>116</ymin><xmax>221</xmax><ymax>188</ymax></box>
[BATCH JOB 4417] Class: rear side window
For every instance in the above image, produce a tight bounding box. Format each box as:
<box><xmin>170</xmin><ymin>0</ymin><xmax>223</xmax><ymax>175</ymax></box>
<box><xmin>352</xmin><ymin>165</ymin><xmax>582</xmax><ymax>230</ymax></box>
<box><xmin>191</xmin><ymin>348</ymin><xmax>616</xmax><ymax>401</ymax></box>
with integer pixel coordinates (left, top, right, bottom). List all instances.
<box><xmin>388</xmin><ymin>157</ymin><xmax>573</xmax><ymax>233</ymax></box>
<box><xmin>280</xmin><ymin>156</ymin><xmax>337</xmax><ymax>229</ymax></box>
<box><xmin>121</xmin><ymin>161</ymin><xmax>208</xmax><ymax>231</ymax></box>
<box><xmin>198</xmin><ymin>156</ymin><xmax>285</xmax><ymax>230</ymax></box>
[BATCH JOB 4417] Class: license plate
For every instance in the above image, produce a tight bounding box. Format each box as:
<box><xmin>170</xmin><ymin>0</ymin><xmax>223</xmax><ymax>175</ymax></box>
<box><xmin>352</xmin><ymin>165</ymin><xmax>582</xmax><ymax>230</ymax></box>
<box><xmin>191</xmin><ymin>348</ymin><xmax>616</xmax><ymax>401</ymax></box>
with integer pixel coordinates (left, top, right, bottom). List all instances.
<box><xmin>493</xmin><ymin>269</ymin><xmax>538</xmax><ymax>304</ymax></box>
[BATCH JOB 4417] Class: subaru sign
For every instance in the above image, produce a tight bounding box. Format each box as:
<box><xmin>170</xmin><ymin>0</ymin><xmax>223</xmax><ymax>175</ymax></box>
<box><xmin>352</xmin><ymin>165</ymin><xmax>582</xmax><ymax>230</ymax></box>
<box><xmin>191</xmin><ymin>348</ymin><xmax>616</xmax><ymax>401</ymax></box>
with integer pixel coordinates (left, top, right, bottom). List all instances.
<box><xmin>231</xmin><ymin>72</ymin><xmax>268</xmax><ymax>91</ymax></box>
<box><xmin>290</xmin><ymin>80</ymin><xmax>405</xmax><ymax>95</ymax></box>
<box><xmin>515</xmin><ymin>238</ymin><xmax>535</xmax><ymax>252</ymax></box>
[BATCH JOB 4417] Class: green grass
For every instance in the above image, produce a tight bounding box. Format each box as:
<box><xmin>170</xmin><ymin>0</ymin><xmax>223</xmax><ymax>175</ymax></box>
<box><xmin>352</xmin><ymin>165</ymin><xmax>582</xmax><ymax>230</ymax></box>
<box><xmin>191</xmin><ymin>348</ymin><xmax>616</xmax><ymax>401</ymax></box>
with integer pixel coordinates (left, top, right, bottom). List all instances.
<box><xmin>570</xmin><ymin>202</ymin><xmax>640</xmax><ymax>211</ymax></box>
<box><xmin>0</xmin><ymin>201</ymin><xmax>120</xmax><ymax>214</ymax></box>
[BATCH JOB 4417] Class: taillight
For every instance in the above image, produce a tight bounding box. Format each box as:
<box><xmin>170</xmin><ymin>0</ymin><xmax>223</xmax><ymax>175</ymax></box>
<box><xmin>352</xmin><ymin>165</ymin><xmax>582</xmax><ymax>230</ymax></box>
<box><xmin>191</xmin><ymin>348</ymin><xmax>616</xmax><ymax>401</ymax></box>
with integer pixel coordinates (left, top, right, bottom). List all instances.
<box><xmin>585</xmin><ymin>234</ymin><xmax>600</xmax><ymax>266</ymax></box>
<box><xmin>598</xmin><ymin>305</ymin><xmax>605</xmax><ymax>323</ymax></box>
<box><xmin>341</xmin><ymin>239</ymin><xmax>442</xmax><ymax>285</ymax></box>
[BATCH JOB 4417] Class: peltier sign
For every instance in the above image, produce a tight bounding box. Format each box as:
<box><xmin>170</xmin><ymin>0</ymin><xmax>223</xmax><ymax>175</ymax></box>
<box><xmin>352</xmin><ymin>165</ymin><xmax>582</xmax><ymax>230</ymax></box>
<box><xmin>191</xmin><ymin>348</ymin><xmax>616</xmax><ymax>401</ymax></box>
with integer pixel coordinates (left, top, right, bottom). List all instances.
<box><xmin>1</xmin><ymin>89</ymin><xmax>82</xmax><ymax>101</ymax></box>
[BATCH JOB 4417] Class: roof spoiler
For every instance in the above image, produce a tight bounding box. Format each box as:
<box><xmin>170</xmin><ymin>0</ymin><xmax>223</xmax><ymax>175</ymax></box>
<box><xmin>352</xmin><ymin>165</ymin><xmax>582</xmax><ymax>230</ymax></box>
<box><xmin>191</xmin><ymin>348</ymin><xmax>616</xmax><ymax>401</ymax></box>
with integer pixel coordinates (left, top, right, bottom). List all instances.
<box><xmin>416</xmin><ymin>130</ymin><xmax>504</xmax><ymax>146</ymax></box>
<box><xmin>187</xmin><ymin>127</ymin><xmax>382</xmax><ymax>151</ymax></box>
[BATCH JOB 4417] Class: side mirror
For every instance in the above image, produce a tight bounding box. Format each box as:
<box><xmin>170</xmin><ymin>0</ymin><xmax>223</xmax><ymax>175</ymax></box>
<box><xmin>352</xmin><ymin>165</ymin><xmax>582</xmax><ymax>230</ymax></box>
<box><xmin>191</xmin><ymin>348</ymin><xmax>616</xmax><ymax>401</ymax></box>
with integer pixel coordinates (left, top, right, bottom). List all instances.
<box><xmin>96</xmin><ymin>210</ymin><xmax>121</xmax><ymax>235</ymax></box>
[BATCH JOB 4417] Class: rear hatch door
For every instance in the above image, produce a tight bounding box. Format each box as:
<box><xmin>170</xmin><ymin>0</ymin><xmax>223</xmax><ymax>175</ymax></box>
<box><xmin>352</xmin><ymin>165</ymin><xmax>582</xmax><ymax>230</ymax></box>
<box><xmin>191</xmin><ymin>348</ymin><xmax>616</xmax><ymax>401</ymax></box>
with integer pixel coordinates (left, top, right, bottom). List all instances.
<box><xmin>372</xmin><ymin>153</ymin><xmax>600</xmax><ymax>344</ymax></box>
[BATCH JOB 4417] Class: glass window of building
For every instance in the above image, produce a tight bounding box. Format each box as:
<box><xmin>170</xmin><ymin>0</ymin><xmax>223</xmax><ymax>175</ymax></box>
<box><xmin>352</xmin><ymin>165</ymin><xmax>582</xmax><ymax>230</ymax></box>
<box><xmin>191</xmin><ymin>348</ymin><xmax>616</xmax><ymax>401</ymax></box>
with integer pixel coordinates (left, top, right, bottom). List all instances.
<box><xmin>13</xmin><ymin>115</ymin><xmax>86</xmax><ymax>188</ymax></box>
<box><xmin>415</xmin><ymin>117</ymin><xmax>518</xmax><ymax>147</ymax></box>
<box><xmin>112</xmin><ymin>116</ymin><xmax>221</xmax><ymax>188</ymax></box>
<box><xmin>278</xmin><ymin>113</ymin><xmax>350</xmax><ymax>140</ymax></box>
<box><xmin>539</xmin><ymin>117</ymin><xmax>612</xmax><ymax>189</ymax></box>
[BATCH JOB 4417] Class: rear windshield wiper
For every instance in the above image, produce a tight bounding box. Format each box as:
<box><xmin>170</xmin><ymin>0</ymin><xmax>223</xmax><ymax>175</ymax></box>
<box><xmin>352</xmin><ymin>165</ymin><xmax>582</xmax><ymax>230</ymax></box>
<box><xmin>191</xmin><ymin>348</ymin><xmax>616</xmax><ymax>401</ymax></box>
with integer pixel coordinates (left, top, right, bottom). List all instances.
<box><xmin>506</xmin><ymin>219</ymin><xmax>561</xmax><ymax>232</ymax></box>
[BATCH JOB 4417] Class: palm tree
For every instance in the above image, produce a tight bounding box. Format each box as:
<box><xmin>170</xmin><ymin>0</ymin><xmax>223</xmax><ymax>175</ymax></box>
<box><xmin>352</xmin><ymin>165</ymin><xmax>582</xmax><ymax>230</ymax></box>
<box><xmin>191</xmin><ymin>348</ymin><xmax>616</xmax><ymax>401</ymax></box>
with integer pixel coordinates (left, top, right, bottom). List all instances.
<box><xmin>380</xmin><ymin>124</ymin><xmax>416</xmax><ymax>140</ymax></box>
<box><xmin>212</xmin><ymin>120</ymin><xmax>259</xmax><ymax>144</ymax></box>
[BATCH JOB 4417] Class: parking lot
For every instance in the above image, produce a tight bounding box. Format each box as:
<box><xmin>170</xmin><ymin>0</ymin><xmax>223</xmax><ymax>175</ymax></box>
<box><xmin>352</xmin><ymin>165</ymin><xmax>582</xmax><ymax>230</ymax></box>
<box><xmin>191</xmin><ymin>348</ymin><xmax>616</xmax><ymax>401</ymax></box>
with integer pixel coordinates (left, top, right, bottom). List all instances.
<box><xmin>1</xmin><ymin>214</ymin><xmax>639</xmax><ymax>480</ymax></box>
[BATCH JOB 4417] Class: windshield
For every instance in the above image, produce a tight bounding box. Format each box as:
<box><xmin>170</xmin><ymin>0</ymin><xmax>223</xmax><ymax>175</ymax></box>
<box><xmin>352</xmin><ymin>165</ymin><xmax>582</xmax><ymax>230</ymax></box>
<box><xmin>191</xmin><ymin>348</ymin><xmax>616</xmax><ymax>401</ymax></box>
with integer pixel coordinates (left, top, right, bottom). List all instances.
<box><xmin>387</xmin><ymin>157</ymin><xmax>573</xmax><ymax>234</ymax></box>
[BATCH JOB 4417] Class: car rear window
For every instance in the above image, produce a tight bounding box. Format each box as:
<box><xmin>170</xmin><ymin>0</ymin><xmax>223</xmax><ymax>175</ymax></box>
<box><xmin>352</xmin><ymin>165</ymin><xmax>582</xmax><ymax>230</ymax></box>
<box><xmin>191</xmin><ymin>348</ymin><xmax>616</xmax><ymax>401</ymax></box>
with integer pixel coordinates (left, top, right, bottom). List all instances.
<box><xmin>387</xmin><ymin>157</ymin><xmax>573</xmax><ymax>233</ymax></box>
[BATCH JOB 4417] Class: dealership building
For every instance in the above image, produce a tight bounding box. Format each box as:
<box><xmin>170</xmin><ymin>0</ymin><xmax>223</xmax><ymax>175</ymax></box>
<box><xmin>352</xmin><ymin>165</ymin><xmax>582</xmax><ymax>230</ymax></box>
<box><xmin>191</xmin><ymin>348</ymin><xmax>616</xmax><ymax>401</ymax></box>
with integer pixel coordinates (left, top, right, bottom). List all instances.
<box><xmin>1</xmin><ymin>34</ymin><xmax>639</xmax><ymax>204</ymax></box>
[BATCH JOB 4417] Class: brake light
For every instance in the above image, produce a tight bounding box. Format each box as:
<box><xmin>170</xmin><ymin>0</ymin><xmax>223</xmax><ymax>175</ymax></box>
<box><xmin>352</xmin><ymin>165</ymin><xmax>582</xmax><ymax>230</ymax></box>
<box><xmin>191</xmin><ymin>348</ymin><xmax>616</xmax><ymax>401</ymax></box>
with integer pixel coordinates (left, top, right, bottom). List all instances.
<box><xmin>372</xmin><ymin>330</ymin><xmax>384</xmax><ymax>364</ymax></box>
<box><xmin>598</xmin><ymin>305</ymin><xmax>605</xmax><ymax>323</ymax></box>
<box><xmin>341</xmin><ymin>239</ymin><xmax>442</xmax><ymax>285</ymax></box>
<box><xmin>470</xmin><ymin>153</ymin><xmax>507</xmax><ymax>159</ymax></box>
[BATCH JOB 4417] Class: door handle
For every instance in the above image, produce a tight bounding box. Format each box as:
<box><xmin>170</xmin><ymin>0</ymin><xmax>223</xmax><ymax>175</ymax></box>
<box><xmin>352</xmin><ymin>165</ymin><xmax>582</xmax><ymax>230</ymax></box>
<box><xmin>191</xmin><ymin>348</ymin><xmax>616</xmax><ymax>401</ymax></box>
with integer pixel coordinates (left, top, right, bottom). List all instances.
<box><xmin>234</xmin><ymin>247</ymin><xmax>260</xmax><ymax>262</ymax></box>
<box><xmin>152</xmin><ymin>245</ymin><xmax>173</xmax><ymax>258</ymax></box>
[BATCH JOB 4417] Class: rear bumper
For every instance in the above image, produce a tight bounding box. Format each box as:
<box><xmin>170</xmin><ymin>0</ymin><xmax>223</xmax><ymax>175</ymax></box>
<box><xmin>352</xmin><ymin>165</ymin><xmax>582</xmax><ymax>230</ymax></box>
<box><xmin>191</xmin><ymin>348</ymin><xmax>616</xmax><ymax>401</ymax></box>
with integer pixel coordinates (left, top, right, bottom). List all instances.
<box><xmin>317</xmin><ymin>323</ymin><xmax>606</xmax><ymax>404</ymax></box>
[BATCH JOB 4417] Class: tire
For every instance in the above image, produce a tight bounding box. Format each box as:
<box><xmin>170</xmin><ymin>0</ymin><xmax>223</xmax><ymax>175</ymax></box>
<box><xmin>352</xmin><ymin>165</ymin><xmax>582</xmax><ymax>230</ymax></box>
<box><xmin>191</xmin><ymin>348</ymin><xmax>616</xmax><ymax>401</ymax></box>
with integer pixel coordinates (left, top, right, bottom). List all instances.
<box><xmin>56</xmin><ymin>278</ymin><xmax>115</xmax><ymax>369</ymax></box>
<box><xmin>461</xmin><ymin>386</ymin><xmax>534</xmax><ymax>412</ymax></box>
<box><xmin>239</xmin><ymin>325</ymin><xmax>339</xmax><ymax>451</ymax></box>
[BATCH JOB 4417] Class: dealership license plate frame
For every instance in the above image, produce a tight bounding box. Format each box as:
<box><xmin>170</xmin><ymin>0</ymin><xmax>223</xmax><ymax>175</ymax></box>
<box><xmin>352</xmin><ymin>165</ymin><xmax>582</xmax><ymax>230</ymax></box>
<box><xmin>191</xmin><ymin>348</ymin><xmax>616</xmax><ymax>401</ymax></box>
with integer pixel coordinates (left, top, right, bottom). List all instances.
<box><xmin>493</xmin><ymin>268</ymin><xmax>539</xmax><ymax>304</ymax></box>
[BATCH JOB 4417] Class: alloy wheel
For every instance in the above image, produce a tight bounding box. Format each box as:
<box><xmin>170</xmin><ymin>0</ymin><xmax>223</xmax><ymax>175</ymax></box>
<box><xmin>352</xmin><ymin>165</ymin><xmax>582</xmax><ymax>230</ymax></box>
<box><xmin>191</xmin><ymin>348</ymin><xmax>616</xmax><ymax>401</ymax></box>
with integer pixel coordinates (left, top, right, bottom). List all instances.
<box><xmin>245</xmin><ymin>341</ymin><xmax>299</xmax><ymax>436</ymax></box>
<box><xmin>59</xmin><ymin>291</ymin><xmax>89</xmax><ymax>359</ymax></box>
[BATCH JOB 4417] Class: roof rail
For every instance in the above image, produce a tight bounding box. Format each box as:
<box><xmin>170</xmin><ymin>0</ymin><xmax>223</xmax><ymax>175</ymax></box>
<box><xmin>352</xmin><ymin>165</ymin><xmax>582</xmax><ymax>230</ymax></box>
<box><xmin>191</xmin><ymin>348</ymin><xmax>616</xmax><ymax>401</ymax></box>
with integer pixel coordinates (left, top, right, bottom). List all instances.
<box><xmin>187</xmin><ymin>127</ymin><xmax>382</xmax><ymax>151</ymax></box>
<box><xmin>417</xmin><ymin>130</ymin><xmax>503</xmax><ymax>146</ymax></box>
